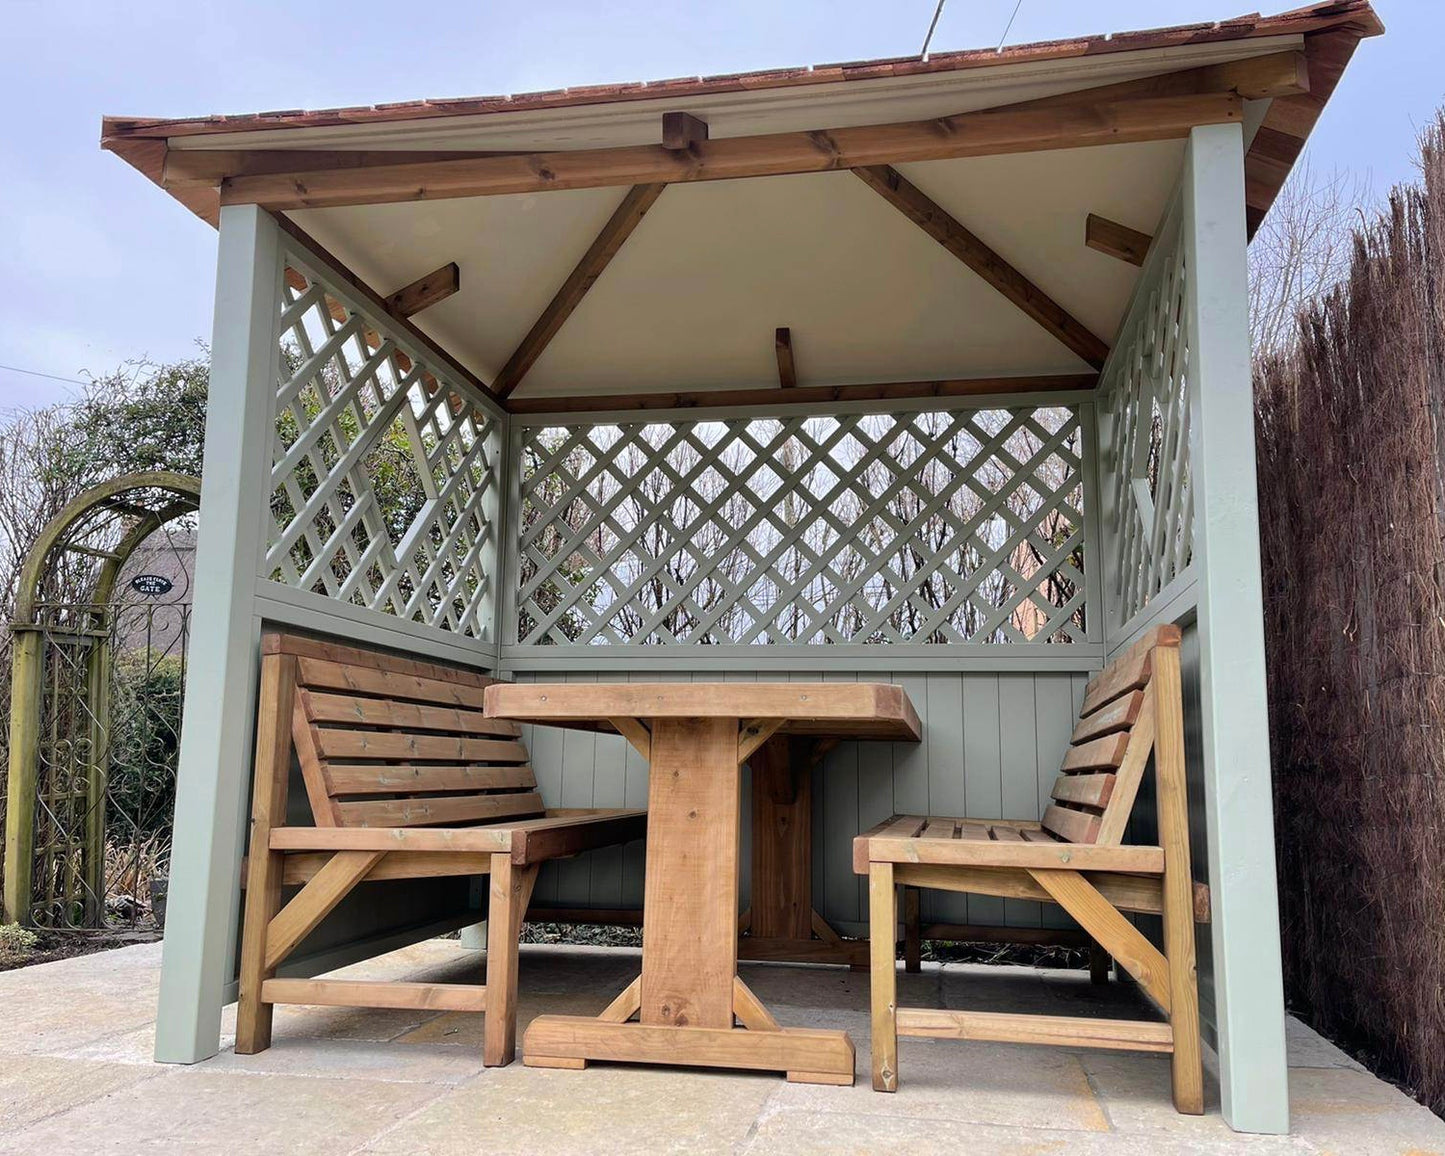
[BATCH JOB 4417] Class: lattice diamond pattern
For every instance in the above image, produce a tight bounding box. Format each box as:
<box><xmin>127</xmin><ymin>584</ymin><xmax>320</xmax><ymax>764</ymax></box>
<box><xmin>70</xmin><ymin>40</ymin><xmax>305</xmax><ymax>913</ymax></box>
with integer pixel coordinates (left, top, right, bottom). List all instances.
<box><xmin>514</xmin><ymin>406</ymin><xmax>1087</xmax><ymax>648</ymax></box>
<box><xmin>1101</xmin><ymin>227</ymin><xmax>1194</xmax><ymax>627</ymax></box>
<box><xmin>266</xmin><ymin>255</ymin><xmax>502</xmax><ymax>639</ymax></box>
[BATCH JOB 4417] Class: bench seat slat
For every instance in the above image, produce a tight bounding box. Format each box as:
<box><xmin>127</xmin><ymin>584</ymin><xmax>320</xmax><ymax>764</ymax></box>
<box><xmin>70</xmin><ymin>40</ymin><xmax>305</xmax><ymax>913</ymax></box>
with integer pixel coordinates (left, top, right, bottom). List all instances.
<box><xmin>1041</xmin><ymin>803</ymin><xmax>1102</xmax><ymax>844</ymax></box>
<box><xmin>1080</xmin><ymin>625</ymin><xmax>1179</xmax><ymax>718</ymax></box>
<box><xmin>334</xmin><ymin>791</ymin><xmax>546</xmax><ymax>829</ymax></box>
<box><xmin>1060</xmin><ymin>732</ymin><xmax>1130</xmax><ymax>773</ymax></box>
<box><xmin>301</xmin><ymin>689</ymin><xmax>519</xmax><ymax>737</ymax></box>
<box><xmin>860</xmin><ymin>831</ymin><xmax>1163</xmax><ymax>873</ymax></box>
<box><xmin>311</xmin><ymin>729</ymin><xmax>529</xmax><ymax>763</ymax></box>
<box><xmin>296</xmin><ymin>656</ymin><xmax>495</xmax><ymax>712</ymax></box>
<box><xmin>1070</xmin><ymin>691</ymin><xmax>1144</xmax><ymax>745</ymax></box>
<box><xmin>1052</xmin><ymin>772</ymin><xmax>1116</xmax><ymax>809</ymax></box>
<box><xmin>323</xmin><ymin>763</ymin><xmax>538</xmax><ymax>796</ymax></box>
<box><xmin>270</xmin><ymin>807</ymin><xmax>646</xmax><ymax>861</ymax></box>
<box><xmin>864</xmin><ymin>815</ymin><xmax>927</xmax><ymax>840</ymax></box>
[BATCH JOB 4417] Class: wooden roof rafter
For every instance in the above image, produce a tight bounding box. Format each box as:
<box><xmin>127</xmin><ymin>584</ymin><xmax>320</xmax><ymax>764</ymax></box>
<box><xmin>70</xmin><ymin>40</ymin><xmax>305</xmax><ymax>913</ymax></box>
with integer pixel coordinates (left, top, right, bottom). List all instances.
<box><xmin>491</xmin><ymin>183</ymin><xmax>666</xmax><ymax>398</ymax></box>
<box><xmin>854</xmin><ymin>165</ymin><xmax>1110</xmax><ymax>370</ymax></box>
<box><xmin>273</xmin><ymin>216</ymin><xmax>503</xmax><ymax>410</ymax></box>
<box><xmin>1085</xmin><ymin>215</ymin><xmax>1153</xmax><ymax>267</ymax></box>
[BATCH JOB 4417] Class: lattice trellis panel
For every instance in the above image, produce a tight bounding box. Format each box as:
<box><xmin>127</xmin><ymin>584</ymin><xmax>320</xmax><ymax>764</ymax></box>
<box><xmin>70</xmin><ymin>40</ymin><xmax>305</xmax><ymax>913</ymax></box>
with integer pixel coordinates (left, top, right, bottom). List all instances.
<box><xmin>1100</xmin><ymin>221</ymin><xmax>1194</xmax><ymax>628</ymax></box>
<box><xmin>266</xmin><ymin>254</ymin><xmax>503</xmax><ymax>640</ymax></box>
<box><xmin>512</xmin><ymin>406</ymin><xmax>1088</xmax><ymax>649</ymax></box>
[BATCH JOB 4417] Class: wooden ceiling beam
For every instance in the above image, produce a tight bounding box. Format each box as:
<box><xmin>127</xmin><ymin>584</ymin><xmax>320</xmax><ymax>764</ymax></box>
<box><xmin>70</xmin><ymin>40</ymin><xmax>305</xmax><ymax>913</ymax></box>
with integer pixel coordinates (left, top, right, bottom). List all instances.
<box><xmin>775</xmin><ymin>328</ymin><xmax>797</xmax><ymax>388</ymax></box>
<box><xmin>151</xmin><ymin>54</ymin><xmax>1300</xmax><ymax>210</ymax></box>
<box><xmin>854</xmin><ymin>165</ymin><xmax>1109</xmax><ymax>370</ymax></box>
<box><xmin>219</xmin><ymin>91</ymin><xmax>1242</xmax><ymax>211</ymax></box>
<box><xmin>1085</xmin><ymin>214</ymin><xmax>1152</xmax><ymax>267</ymax></box>
<box><xmin>385</xmin><ymin>262</ymin><xmax>461</xmax><ymax>317</ymax></box>
<box><xmin>505</xmin><ymin>373</ymin><xmax>1096</xmax><ymax>416</ymax></box>
<box><xmin>491</xmin><ymin>184</ymin><xmax>667</xmax><ymax>398</ymax></box>
<box><xmin>161</xmin><ymin>147</ymin><xmax>518</xmax><ymax>186</ymax></box>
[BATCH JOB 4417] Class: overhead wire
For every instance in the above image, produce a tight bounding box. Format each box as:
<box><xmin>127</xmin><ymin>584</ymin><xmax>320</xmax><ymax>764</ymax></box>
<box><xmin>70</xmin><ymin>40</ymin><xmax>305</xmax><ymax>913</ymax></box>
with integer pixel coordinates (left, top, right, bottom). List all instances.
<box><xmin>920</xmin><ymin>0</ymin><xmax>947</xmax><ymax>59</ymax></box>
<box><xmin>996</xmin><ymin>0</ymin><xmax>1025</xmax><ymax>51</ymax></box>
<box><xmin>921</xmin><ymin>0</ymin><xmax>1027</xmax><ymax>61</ymax></box>
<box><xmin>0</xmin><ymin>362</ymin><xmax>89</xmax><ymax>388</ymax></box>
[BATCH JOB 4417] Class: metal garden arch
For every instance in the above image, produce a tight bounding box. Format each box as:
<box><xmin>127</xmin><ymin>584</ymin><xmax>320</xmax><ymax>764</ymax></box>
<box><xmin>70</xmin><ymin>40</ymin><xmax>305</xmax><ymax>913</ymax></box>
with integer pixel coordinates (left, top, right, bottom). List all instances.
<box><xmin>3</xmin><ymin>470</ymin><xmax>200</xmax><ymax>926</ymax></box>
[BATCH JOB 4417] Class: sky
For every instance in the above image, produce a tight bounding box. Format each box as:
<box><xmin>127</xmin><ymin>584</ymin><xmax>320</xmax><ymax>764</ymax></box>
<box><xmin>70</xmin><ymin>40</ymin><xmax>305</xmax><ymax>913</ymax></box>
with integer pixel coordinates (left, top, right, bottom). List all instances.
<box><xmin>0</xmin><ymin>0</ymin><xmax>1437</xmax><ymax>413</ymax></box>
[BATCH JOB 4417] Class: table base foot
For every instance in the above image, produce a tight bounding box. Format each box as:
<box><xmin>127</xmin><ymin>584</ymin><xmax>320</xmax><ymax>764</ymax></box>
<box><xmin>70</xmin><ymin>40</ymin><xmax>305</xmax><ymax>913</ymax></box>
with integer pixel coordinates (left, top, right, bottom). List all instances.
<box><xmin>524</xmin><ymin>1054</ymin><xmax>588</xmax><ymax>1070</ymax></box>
<box><xmin>787</xmin><ymin>1069</ymin><xmax>855</xmax><ymax>1086</ymax></box>
<box><xmin>522</xmin><ymin>1016</ymin><xmax>855</xmax><ymax>1084</ymax></box>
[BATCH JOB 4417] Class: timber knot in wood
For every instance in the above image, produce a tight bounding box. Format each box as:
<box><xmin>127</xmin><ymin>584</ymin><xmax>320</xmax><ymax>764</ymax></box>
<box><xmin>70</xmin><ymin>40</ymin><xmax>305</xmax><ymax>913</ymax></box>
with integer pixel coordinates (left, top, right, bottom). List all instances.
<box><xmin>805</xmin><ymin>130</ymin><xmax>841</xmax><ymax>167</ymax></box>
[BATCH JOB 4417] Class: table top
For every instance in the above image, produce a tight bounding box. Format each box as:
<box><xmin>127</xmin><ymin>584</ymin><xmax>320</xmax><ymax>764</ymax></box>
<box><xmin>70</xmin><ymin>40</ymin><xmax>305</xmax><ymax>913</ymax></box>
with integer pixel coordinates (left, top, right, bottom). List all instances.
<box><xmin>484</xmin><ymin>680</ymin><xmax>921</xmax><ymax>742</ymax></box>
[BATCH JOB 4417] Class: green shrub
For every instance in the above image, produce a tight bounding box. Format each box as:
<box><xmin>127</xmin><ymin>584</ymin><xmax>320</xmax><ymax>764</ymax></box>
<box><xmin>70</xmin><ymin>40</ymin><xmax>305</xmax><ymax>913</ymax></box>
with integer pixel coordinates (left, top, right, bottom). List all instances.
<box><xmin>105</xmin><ymin>651</ymin><xmax>184</xmax><ymax>844</ymax></box>
<box><xmin>0</xmin><ymin>923</ymin><xmax>40</xmax><ymax>958</ymax></box>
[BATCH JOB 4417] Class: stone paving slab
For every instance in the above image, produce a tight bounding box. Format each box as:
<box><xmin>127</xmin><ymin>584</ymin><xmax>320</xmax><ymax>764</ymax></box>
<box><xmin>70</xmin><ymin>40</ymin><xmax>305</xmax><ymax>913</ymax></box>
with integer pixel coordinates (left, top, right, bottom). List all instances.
<box><xmin>0</xmin><ymin>938</ymin><xmax>1441</xmax><ymax>1155</ymax></box>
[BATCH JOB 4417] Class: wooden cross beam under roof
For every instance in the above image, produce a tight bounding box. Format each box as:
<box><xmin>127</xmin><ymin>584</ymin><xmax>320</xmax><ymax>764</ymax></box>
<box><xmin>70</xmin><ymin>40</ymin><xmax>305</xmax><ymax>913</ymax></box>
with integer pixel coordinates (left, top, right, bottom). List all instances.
<box><xmin>216</xmin><ymin>89</ymin><xmax>1248</xmax><ymax>211</ymax></box>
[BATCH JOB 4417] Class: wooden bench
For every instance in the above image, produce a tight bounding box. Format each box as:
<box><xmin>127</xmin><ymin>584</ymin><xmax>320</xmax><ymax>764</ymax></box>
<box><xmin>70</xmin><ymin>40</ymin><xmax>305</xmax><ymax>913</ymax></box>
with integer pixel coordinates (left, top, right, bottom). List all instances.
<box><xmin>854</xmin><ymin>624</ymin><xmax>1204</xmax><ymax>1114</ymax></box>
<box><xmin>236</xmin><ymin>631</ymin><xmax>646</xmax><ymax>1066</ymax></box>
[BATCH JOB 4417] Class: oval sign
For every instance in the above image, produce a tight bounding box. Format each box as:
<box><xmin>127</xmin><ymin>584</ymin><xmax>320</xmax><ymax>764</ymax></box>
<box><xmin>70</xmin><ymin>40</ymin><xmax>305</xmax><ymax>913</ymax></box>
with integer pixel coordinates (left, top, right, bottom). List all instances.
<box><xmin>130</xmin><ymin>574</ymin><xmax>174</xmax><ymax>598</ymax></box>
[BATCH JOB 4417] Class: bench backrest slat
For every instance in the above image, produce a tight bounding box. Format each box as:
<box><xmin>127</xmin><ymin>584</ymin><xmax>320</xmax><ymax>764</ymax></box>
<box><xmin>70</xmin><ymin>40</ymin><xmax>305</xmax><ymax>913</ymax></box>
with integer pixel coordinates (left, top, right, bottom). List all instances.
<box><xmin>264</xmin><ymin>631</ymin><xmax>541</xmax><ymax>830</ymax></box>
<box><xmin>1041</xmin><ymin>624</ymin><xmax>1180</xmax><ymax>846</ymax></box>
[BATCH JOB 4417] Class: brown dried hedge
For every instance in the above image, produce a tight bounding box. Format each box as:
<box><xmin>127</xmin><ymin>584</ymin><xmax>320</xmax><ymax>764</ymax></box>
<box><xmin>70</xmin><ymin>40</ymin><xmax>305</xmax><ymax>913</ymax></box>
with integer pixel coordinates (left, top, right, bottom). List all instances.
<box><xmin>1255</xmin><ymin>114</ymin><xmax>1445</xmax><ymax>1115</ymax></box>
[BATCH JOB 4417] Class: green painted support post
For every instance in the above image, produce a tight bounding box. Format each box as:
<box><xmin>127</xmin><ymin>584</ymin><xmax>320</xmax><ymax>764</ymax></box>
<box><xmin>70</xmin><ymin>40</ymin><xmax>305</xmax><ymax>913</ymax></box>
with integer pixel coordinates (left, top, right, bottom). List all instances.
<box><xmin>1184</xmin><ymin>122</ymin><xmax>1290</xmax><ymax>1135</ymax></box>
<box><xmin>153</xmin><ymin>204</ymin><xmax>281</xmax><ymax>1064</ymax></box>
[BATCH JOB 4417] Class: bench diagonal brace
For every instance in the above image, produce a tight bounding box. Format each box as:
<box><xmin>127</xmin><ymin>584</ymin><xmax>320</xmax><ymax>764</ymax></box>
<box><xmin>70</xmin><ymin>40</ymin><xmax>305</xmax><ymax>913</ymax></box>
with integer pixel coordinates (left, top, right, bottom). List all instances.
<box><xmin>265</xmin><ymin>850</ymin><xmax>386</xmax><ymax>969</ymax></box>
<box><xmin>1028</xmin><ymin>868</ymin><xmax>1171</xmax><ymax>1014</ymax></box>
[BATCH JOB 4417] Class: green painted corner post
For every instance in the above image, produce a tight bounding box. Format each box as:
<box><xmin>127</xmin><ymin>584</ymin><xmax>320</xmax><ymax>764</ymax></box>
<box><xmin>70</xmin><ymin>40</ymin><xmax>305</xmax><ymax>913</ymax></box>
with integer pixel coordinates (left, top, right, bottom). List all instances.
<box><xmin>2</xmin><ymin>628</ymin><xmax>44</xmax><ymax>924</ymax></box>
<box><xmin>154</xmin><ymin>204</ymin><xmax>282</xmax><ymax>1063</ymax></box>
<box><xmin>1184</xmin><ymin>122</ymin><xmax>1290</xmax><ymax>1134</ymax></box>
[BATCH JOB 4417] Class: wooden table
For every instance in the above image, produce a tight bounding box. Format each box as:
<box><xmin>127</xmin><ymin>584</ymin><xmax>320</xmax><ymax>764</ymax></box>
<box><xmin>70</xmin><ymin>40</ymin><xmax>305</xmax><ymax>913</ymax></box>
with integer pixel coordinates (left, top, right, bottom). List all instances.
<box><xmin>483</xmin><ymin>681</ymin><xmax>921</xmax><ymax>1084</ymax></box>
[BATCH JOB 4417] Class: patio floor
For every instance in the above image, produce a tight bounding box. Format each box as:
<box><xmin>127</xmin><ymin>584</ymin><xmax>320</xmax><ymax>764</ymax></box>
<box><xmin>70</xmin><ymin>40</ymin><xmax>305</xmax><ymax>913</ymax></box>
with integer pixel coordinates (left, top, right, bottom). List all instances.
<box><xmin>1</xmin><ymin>938</ymin><xmax>1441</xmax><ymax>1154</ymax></box>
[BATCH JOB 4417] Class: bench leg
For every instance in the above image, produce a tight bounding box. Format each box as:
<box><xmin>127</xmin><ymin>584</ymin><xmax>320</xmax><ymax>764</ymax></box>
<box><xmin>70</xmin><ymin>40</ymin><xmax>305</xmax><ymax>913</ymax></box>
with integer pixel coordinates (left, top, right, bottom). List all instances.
<box><xmin>869</xmin><ymin>861</ymin><xmax>898</xmax><ymax>1092</ymax></box>
<box><xmin>1153</xmin><ymin>644</ymin><xmax>1205</xmax><ymax>1115</ymax></box>
<box><xmin>236</xmin><ymin>847</ymin><xmax>283</xmax><ymax>1054</ymax></box>
<box><xmin>483</xmin><ymin>855</ymin><xmax>540</xmax><ymax>1067</ymax></box>
<box><xmin>235</xmin><ymin>653</ymin><xmax>297</xmax><ymax>1055</ymax></box>
<box><xmin>903</xmin><ymin>886</ymin><xmax>922</xmax><ymax>974</ymax></box>
<box><xmin>1089</xmin><ymin>941</ymin><xmax>1111</xmax><ymax>985</ymax></box>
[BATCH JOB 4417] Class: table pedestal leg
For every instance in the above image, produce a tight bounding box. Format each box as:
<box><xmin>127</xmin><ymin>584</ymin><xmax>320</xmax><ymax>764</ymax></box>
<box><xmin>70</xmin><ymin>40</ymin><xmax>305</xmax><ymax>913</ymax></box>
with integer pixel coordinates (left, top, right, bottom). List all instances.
<box><xmin>523</xmin><ymin>718</ymin><xmax>856</xmax><ymax>1084</ymax></box>
<box><xmin>739</xmin><ymin>736</ymin><xmax>869</xmax><ymax>968</ymax></box>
